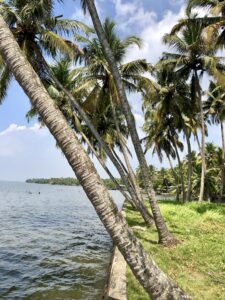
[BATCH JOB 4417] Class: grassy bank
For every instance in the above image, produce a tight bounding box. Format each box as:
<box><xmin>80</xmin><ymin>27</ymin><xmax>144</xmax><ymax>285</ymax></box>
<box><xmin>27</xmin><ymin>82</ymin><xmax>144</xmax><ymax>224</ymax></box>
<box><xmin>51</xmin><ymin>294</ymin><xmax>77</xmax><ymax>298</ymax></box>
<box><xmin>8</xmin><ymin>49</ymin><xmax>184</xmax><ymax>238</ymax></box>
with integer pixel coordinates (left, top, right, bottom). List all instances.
<box><xmin>125</xmin><ymin>201</ymin><xmax>225</xmax><ymax>300</ymax></box>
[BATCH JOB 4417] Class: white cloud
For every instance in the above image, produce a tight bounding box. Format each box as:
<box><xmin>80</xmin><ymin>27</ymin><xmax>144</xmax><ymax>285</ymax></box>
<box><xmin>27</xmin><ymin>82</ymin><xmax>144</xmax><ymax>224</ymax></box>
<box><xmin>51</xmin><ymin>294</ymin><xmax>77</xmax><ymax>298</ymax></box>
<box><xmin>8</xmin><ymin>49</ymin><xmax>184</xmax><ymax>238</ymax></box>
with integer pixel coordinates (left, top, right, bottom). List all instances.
<box><xmin>123</xmin><ymin>5</ymin><xmax>186</xmax><ymax>64</ymax></box>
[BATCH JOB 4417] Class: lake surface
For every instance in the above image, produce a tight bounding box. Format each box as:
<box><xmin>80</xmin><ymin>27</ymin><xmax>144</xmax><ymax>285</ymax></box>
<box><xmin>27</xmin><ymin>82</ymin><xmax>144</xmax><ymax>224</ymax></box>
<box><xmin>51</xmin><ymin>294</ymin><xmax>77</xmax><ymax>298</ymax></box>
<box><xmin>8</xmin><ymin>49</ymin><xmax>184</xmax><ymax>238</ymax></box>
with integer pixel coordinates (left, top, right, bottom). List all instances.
<box><xmin>0</xmin><ymin>181</ymin><xmax>124</xmax><ymax>299</ymax></box>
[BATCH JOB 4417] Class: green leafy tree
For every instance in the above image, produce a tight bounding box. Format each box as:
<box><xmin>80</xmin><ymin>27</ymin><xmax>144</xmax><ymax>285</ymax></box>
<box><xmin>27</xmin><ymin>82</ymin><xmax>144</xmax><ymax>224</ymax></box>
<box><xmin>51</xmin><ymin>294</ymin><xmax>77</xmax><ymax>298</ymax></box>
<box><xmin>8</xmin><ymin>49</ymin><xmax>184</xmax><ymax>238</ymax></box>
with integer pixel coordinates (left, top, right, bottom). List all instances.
<box><xmin>162</xmin><ymin>14</ymin><xmax>224</xmax><ymax>201</ymax></box>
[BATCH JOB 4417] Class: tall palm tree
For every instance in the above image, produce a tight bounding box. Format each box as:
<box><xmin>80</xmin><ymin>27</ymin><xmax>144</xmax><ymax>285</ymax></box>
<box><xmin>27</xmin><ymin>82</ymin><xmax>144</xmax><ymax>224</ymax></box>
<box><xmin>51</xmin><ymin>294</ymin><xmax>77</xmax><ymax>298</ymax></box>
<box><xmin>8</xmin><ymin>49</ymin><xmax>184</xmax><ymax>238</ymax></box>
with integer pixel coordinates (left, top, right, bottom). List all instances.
<box><xmin>205</xmin><ymin>81</ymin><xmax>225</xmax><ymax>201</ymax></box>
<box><xmin>27</xmin><ymin>58</ymin><xmax>154</xmax><ymax>226</ymax></box>
<box><xmin>162</xmin><ymin>14</ymin><xmax>225</xmax><ymax>202</ymax></box>
<box><xmin>80</xmin><ymin>0</ymin><xmax>176</xmax><ymax>245</ymax></box>
<box><xmin>0</xmin><ymin>0</ymin><xmax>91</xmax><ymax>102</ymax></box>
<box><xmin>74</xmin><ymin>18</ymin><xmax>151</xmax><ymax>205</ymax></box>
<box><xmin>142</xmin><ymin>65</ymin><xmax>197</xmax><ymax>202</ymax></box>
<box><xmin>0</xmin><ymin>15</ymin><xmax>191</xmax><ymax>299</ymax></box>
<box><xmin>143</xmin><ymin>108</ymin><xmax>182</xmax><ymax>201</ymax></box>
<box><xmin>0</xmin><ymin>1</ymin><xmax>154</xmax><ymax>226</ymax></box>
<box><xmin>187</xmin><ymin>0</ymin><xmax>225</xmax><ymax>48</ymax></box>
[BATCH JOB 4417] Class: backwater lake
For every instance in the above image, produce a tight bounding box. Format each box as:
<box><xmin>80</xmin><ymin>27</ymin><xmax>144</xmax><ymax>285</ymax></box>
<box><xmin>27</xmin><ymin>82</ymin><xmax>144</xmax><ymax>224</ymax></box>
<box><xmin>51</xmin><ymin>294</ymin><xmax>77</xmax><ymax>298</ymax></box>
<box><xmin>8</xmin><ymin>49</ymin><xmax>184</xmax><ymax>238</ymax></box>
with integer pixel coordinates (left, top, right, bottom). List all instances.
<box><xmin>0</xmin><ymin>181</ymin><xmax>124</xmax><ymax>299</ymax></box>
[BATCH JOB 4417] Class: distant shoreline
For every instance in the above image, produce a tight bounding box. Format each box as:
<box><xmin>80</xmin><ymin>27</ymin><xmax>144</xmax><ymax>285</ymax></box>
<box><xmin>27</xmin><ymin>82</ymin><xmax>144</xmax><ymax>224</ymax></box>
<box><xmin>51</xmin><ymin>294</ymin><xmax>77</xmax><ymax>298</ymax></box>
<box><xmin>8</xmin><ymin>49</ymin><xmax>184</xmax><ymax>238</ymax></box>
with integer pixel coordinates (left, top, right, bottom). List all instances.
<box><xmin>26</xmin><ymin>177</ymin><xmax>122</xmax><ymax>190</ymax></box>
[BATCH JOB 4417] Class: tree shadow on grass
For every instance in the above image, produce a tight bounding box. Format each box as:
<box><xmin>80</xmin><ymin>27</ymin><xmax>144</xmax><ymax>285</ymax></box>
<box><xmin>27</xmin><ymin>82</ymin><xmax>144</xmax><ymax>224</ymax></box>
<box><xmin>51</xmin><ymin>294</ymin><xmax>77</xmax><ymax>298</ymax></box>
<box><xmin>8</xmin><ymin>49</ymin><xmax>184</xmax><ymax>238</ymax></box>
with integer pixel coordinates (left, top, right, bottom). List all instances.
<box><xmin>193</xmin><ymin>203</ymin><xmax>225</xmax><ymax>215</ymax></box>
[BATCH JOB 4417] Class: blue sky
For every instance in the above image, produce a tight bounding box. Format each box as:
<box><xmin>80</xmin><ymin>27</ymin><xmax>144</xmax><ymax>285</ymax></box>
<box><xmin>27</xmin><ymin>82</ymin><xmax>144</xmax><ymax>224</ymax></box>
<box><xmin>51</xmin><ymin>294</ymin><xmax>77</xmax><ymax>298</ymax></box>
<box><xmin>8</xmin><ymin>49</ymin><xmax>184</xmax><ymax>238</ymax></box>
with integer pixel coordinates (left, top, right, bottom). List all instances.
<box><xmin>0</xmin><ymin>0</ymin><xmax>222</xmax><ymax>181</ymax></box>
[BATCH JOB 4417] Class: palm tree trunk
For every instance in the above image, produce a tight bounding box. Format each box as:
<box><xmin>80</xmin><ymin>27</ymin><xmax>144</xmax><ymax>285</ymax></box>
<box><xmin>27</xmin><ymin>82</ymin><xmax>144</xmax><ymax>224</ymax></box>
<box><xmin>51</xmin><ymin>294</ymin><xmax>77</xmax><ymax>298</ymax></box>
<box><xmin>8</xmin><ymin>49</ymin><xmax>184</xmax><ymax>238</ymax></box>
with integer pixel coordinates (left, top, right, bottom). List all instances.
<box><xmin>195</xmin><ymin>70</ymin><xmax>206</xmax><ymax>202</ymax></box>
<box><xmin>0</xmin><ymin>16</ymin><xmax>191</xmax><ymax>299</ymax></box>
<box><xmin>173</xmin><ymin>142</ymin><xmax>186</xmax><ymax>202</ymax></box>
<box><xmin>195</xmin><ymin>131</ymin><xmax>201</xmax><ymax>152</ymax></box>
<box><xmin>185</xmin><ymin>130</ymin><xmax>193</xmax><ymax>202</ymax></box>
<box><xmin>166</xmin><ymin>154</ymin><xmax>180</xmax><ymax>201</ymax></box>
<box><xmin>220</xmin><ymin>121</ymin><xmax>225</xmax><ymax>202</ymax></box>
<box><xmin>80</xmin><ymin>131</ymin><xmax>131</xmax><ymax>203</ymax></box>
<box><xmin>109</xmin><ymin>94</ymin><xmax>144</xmax><ymax>201</ymax></box>
<box><xmin>85</xmin><ymin>0</ymin><xmax>176</xmax><ymax>245</ymax></box>
<box><xmin>109</xmin><ymin>95</ymin><xmax>154</xmax><ymax>226</ymax></box>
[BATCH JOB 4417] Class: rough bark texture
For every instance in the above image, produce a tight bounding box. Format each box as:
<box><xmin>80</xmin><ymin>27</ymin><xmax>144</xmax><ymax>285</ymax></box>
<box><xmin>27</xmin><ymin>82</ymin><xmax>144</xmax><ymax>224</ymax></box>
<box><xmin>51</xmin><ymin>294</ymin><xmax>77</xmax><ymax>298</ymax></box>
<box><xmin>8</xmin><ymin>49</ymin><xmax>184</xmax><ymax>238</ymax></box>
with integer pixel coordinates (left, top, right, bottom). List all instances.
<box><xmin>185</xmin><ymin>131</ymin><xmax>193</xmax><ymax>202</ymax></box>
<box><xmin>85</xmin><ymin>0</ymin><xmax>176</xmax><ymax>245</ymax></box>
<box><xmin>195</xmin><ymin>70</ymin><xmax>206</xmax><ymax>202</ymax></box>
<box><xmin>220</xmin><ymin>121</ymin><xmax>225</xmax><ymax>202</ymax></box>
<box><xmin>0</xmin><ymin>16</ymin><xmax>191</xmax><ymax>299</ymax></box>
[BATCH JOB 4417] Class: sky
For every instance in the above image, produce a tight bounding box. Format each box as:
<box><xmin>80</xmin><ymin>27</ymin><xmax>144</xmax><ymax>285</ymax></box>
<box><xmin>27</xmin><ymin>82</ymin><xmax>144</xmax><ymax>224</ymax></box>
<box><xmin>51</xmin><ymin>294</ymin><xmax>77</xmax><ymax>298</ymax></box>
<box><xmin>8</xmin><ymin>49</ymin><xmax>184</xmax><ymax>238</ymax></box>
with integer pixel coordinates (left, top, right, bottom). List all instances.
<box><xmin>0</xmin><ymin>0</ymin><xmax>222</xmax><ymax>181</ymax></box>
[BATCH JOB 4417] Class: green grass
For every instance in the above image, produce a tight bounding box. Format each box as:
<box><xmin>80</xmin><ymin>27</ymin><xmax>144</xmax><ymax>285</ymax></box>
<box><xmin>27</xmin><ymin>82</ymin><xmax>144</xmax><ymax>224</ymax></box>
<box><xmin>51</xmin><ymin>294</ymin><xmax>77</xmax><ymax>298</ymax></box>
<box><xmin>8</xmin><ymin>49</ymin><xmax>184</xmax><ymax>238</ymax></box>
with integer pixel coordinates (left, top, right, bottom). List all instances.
<box><xmin>125</xmin><ymin>201</ymin><xmax>225</xmax><ymax>300</ymax></box>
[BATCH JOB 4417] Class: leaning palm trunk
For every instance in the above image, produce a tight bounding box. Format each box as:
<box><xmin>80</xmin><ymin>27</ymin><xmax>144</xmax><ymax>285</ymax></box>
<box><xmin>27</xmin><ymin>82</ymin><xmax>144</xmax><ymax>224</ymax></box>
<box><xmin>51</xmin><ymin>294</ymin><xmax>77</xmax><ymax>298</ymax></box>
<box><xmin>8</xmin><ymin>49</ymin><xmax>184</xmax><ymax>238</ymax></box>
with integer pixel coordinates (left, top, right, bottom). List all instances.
<box><xmin>185</xmin><ymin>130</ymin><xmax>193</xmax><ymax>202</ymax></box>
<box><xmin>34</xmin><ymin>47</ymin><xmax>154</xmax><ymax>225</ymax></box>
<box><xmin>85</xmin><ymin>0</ymin><xmax>176</xmax><ymax>245</ymax></box>
<box><xmin>195</xmin><ymin>70</ymin><xmax>206</xmax><ymax>202</ymax></box>
<box><xmin>109</xmin><ymin>94</ymin><xmax>145</xmax><ymax>203</ymax></box>
<box><xmin>109</xmin><ymin>95</ymin><xmax>154</xmax><ymax>226</ymax></box>
<box><xmin>220</xmin><ymin>121</ymin><xmax>225</xmax><ymax>202</ymax></box>
<box><xmin>0</xmin><ymin>16</ymin><xmax>191</xmax><ymax>299</ymax></box>
<box><xmin>80</xmin><ymin>131</ymin><xmax>131</xmax><ymax>202</ymax></box>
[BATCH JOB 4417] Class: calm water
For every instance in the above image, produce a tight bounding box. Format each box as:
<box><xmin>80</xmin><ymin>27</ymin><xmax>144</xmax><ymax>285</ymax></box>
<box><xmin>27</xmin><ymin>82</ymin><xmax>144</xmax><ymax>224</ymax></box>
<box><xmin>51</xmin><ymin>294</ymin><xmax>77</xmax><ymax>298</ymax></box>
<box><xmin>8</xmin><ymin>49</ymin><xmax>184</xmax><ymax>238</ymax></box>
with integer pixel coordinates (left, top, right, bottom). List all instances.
<box><xmin>0</xmin><ymin>181</ymin><xmax>124</xmax><ymax>299</ymax></box>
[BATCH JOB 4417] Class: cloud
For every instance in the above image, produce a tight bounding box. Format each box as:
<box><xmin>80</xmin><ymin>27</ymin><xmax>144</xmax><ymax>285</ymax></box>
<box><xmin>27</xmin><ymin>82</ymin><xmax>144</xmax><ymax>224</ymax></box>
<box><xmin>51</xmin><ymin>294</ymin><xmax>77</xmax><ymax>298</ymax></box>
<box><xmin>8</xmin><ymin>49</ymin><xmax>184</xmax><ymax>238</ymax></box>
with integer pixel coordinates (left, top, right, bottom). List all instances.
<box><xmin>0</xmin><ymin>123</ymin><xmax>45</xmax><ymax>137</ymax></box>
<box><xmin>122</xmin><ymin>4</ymin><xmax>186</xmax><ymax>64</ymax></box>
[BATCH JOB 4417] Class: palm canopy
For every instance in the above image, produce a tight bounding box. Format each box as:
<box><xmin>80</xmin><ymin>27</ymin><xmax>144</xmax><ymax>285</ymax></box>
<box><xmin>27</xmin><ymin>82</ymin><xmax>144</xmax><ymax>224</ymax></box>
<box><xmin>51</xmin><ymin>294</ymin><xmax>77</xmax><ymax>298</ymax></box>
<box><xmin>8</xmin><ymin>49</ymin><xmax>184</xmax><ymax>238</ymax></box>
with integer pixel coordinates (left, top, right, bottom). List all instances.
<box><xmin>205</xmin><ymin>81</ymin><xmax>225</xmax><ymax>123</ymax></box>
<box><xmin>0</xmin><ymin>0</ymin><xmax>91</xmax><ymax>103</ymax></box>
<box><xmin>74</xmin><ymin>18</ymin><xmax>150</xmax><ymax>107</ymax></box>
<box><xmin>187</xmin><ymin>0</ymin><xmax>225</xmax><ymax>15</ymax></box>
<box><xmin>161</xmin><ymin>15</ymin><xmax>225</xmax><ymax>99</ymax></box>
<box><xmin>72</xmin><ymin>18</ymin><xmax>152</xmax><ymax>154</ymax></box>
<box><xmin>27</xmin><ymin>58</ymin><xmax>129</xmax><ymax>160</ymax></box>
<box><xmin>186</xmin><ymin>0</ymin><xmax>225</xmax><ymax>48</ymax></box>
<box><xmin>142</xmin><ymin>63</ymin><xmax>199</xmax><ymax>139</ymax></box>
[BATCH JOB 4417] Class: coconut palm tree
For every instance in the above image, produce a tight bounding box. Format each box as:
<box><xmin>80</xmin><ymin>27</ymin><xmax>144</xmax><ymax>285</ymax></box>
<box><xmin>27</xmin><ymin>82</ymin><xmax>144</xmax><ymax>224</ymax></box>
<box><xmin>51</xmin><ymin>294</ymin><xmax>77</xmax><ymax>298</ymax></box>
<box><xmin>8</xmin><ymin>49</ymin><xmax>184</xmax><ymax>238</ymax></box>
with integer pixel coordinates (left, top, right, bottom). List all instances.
<box><xmin>80</xmin><ymin>0</ymin><xmax>176</xmax><ymax>245</ymax></box>
<box><xmin>143</xmin><ymin>108</ymin><xmax>182</xmax><ymax>201</ymax></box>
<box><xmin>162</xmin><ymin>14</ymin><xmax>225</xmax><ymax>202</ymax></box>
<box><xmin>0</xmin><ymin>0</ymin><xmax>154</xmax><ymax>226</ymax></box>
<box><xmin>0</xmin><ymin>0</ymin><xmax>91</xmax><ymax>102</ymax></box>
<box><xmin>205</xmin><ymin>81</ymin><xmax>225</xmax><ymax>201</ymax></box>
<box><xmin>187</xmin><ymin>0</ymin><xmax>225</xmax><ymax>48</ymax></box>
<box><xmin>74</xmin><ymin>18</ymin><xmax>152</xmax><ymax>205</ymax></box>
<box><xmin>27</xmin><ymin>57</ymin><xmax>154</xmax><ymax>226</ymax></box>
<box><xmin>142</xmin><ymin>64</ymin><xmax>197</xmax><ymax>202</ymax></box>
<box><xmin>0</xmin><ymin>15</ymin><xmax>191</xmax><ymax>299</ymax></box>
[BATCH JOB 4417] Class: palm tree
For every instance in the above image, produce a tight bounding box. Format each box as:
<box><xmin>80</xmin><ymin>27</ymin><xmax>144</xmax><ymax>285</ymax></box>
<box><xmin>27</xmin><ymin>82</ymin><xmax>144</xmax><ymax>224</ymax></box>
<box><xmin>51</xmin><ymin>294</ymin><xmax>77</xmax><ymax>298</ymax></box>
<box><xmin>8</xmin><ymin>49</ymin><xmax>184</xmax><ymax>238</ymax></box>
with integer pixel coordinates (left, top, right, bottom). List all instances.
<box><xmin>162</xmin><ymin>14</ymin><xmax>225</xmax><ymax>202</ymax></box>
<box><xmin>0</xmin><ymin>0</ymin><xmax>90</xmax><ymax>102</ymax></box>
<box><xmin>142</xmin><ymin>65</ymin><xmax>197</xmax><ymax>201</ymax></box>
<box><xmin>0</xmin><ymin>0</ymin><xmax>154</xmax><ymax>226</ymax></box>
<box><xmin>143</xmin><ymin>108</ymin><xmax>182</xmax><ymax>201</ymax></box>
<box><xmin>205</xmin><ymin>81</ymin><xmax>225</xmax><ymax>201</ymax></box>
<box><xmin>187</xmin><ymin>0</ymin><xmax>225</xmax><ymax>48</ymax></box>
<box><xmin>0</xmin><ymin>15</ymin><xmax>191</xmax><ymax>299</ymax></box>
<box><xmin>74</xmin><ymin>18</ymin><xmax>151</xmax><ymax>205</ymax></box>
<box><xmin>27</xmin><ymin>57</ymin><xmax>154</xmax><ymax>226</ymax></box>
<box><xmin>80</xmin><ymin>0</ymin><xmax>176</xmax><ymax>245</ymax></box>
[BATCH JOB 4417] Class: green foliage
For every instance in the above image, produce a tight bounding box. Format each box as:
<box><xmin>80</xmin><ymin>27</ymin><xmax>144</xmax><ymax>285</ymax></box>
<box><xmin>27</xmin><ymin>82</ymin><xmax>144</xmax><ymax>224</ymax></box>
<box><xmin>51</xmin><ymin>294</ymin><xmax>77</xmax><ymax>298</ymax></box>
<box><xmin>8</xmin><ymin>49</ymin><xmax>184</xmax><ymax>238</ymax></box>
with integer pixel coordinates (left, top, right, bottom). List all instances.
<box><xmin>126</xmin><ymin>201</ymin><xmax>225</xmax><ymax>300</ymax></box>
<box><xmin>0</xmin><ymin>0</ymin><xmax>91</xmax><ymax>103</ymax></box>
<box><xmin>137</xmin><ymin>142</ymin><xmax>225</xmax><ymax>201</ymax></box>
<box><xmin>26</xmin><ymin>177</ymin><xmax>122</xmax><ymax>189</ymax></box>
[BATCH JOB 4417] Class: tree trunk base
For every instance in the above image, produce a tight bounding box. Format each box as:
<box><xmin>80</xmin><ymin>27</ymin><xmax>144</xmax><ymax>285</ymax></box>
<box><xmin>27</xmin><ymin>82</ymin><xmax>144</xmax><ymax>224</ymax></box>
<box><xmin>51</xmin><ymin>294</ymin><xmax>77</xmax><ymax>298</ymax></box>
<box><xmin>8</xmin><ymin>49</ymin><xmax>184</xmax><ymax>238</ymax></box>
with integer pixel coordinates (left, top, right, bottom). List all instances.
<box><xmin>159</xmin><ymin>235</ymin><xmax>180</xmax><ymax>247</ymax></box>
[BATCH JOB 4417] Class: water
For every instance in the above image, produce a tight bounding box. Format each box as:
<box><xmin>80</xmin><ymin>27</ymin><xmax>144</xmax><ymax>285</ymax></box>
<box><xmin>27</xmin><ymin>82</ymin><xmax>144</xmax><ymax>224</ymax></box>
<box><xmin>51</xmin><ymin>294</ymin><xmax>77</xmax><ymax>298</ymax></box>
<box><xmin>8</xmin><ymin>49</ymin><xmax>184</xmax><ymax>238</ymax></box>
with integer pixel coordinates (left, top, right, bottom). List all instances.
<box><xmin>0</xmin><ymin>181</ymin><xmax>124</xmax><ymax>299</ymax></box>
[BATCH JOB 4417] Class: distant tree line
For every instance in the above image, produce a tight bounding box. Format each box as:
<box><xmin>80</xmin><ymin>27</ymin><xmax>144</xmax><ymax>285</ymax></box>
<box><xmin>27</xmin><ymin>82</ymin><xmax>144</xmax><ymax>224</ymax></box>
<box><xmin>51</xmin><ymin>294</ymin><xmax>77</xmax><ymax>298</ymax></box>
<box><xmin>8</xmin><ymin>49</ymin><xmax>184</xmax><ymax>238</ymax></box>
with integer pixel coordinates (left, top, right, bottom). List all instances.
<box><xmin>26</xmin><ymin>177</ymin><xmax>122</xmax><ymax>190</ymax></box>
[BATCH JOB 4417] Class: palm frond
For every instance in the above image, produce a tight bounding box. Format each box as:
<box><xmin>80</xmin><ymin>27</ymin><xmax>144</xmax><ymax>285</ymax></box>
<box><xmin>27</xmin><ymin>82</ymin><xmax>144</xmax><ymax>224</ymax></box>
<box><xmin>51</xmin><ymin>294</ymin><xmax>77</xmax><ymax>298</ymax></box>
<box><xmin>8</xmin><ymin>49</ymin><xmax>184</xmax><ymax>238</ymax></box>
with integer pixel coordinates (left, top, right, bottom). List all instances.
<box><xmin>123</xmin><ymin>36</ymin><xmax>142</xmax><ymax>49</ymax></box>
<box><xmin>54</xmin><ymin>19</ymin><xmax>93</xmax><ymax>36</ymax></box>
<box><xmin>0</xmin><ymin>65</ymin><xmax>12</xmax><ymax>104</ymax></box>
<box><xmin>40</xmin><ymin>30</ymin><xmax>74</xmax><ymax>57</ymax></box>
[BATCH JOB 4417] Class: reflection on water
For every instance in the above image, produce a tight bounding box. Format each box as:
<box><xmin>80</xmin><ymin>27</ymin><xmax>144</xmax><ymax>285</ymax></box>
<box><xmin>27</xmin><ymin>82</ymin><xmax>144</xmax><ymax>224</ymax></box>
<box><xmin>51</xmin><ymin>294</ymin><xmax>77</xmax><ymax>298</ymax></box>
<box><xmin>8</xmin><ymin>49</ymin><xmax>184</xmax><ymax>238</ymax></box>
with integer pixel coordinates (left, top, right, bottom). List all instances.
<box><xmin>0</xmin><ymin>182</ymin><xmax>124</xmax><ymax>299</ymax></box>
